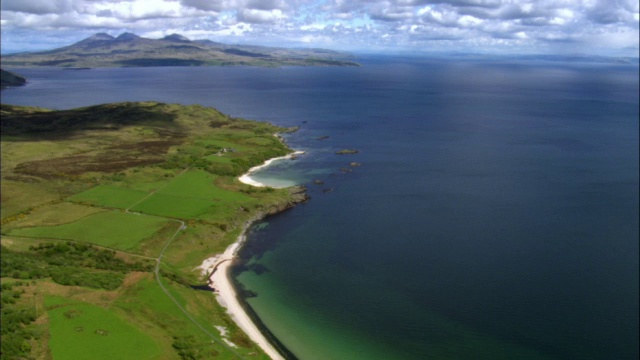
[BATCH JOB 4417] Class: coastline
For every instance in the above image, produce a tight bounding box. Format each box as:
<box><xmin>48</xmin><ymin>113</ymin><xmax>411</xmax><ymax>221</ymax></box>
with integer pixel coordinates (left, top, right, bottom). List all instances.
<box><xmin>238</xmin><ymin>151</ymin><xmax>305</xmax><ymax>188</ymax></box>
<box><xmin>204</xmin><ymin>226</ymin><xmax>285</xmax><ymax>360</ymax></box>
<box><xmin>199</xmin><ymin>150</ymin><xmax>306</xmax><ymax>360</ymax></box>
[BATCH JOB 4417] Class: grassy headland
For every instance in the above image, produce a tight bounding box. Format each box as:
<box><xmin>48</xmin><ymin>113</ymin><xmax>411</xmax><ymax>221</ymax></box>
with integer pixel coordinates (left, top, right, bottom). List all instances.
<box><xmin>1</xmin><ymin>101</ymin><xmax>307</xmax><ymax>359</ymax></box>
<box><xmin>0</xmin><ymin>69</ymin><xmax>27</xmax><ymax>88</ymax></box>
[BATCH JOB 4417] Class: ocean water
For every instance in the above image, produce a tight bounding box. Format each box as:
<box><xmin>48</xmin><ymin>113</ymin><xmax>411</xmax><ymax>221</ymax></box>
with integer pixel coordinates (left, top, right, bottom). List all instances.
<box><xmin>3</xmin><ymin>56</ymin><xmax>639</xmax><ymax>359</ymax></box>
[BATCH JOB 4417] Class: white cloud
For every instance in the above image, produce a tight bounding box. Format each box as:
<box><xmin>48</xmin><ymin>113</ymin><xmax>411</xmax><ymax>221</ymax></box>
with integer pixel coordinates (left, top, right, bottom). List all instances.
<box><xmin>1</xmin><ymin>0</ymin><xmax>75</xmax><ymax>15</ymax></box>
<box><xmin>300</xmin><ymin>23</ymin><xmax>327</xmax><ymax>30</ymax></box>
<box><xmin>0</xmin><ymin>0</ymin><xmax>638</xmax><ymax>56</ymax></box>
<box><xmin>459</xmin><ymin>15</ymin><xmax>482</xmax><ymax>26</ymax></box>
<box><xmin>237</xmin><ymin>8</ymin><xmax>285</xmax><ymax>23</ymax></box>
<box><xmin>180</xmin><ymin>0</ymin><xmax>238</xmax><ymax>12</ymax></box>
<box><xmin>590</xmin><ymin>26</ymin><xmax>640</xmax><ymax>49</ymax></box>
<box><xmin>245</xmin><ymin>0</ymin><xmax>288</xmax><ymax>11</ymax></box>
<box><xmin>300</xmin><ymin>34</ymin><xmax>333</xmax><ymax>44</ymax></box>
<box><xmin>212</xmin><ymin>22</ymin><xmax>253</xmax><ymax>36</ymax></box>
<box><xmin>91</xmin><ymin>0</ymin><xmax>187</xmax><ymax>20</ymax></box>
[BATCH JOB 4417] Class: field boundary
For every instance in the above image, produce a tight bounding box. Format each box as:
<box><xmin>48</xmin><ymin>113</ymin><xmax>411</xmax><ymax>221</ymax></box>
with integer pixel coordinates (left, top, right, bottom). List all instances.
<box><xmin>125</xmin><ymin>167</ymin><xmax>191</xmax><ymax>211</ymax></box>
<box><xmin>153</xmin><ymin>218</ymin><xmax>246</xmax><ymax>359</ymax></box>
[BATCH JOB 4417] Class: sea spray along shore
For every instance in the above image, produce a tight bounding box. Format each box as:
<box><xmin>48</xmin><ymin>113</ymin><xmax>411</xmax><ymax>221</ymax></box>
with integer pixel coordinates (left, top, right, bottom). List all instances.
<box><xmin>198</xmin><ymin>225</ymin><xmax>285</xmax><ymax>359</ymax></box>
<box><xmin>239</xmin><ymin>151</ymin><xmax>306</xmax><ymax>187</ymax></box>
<box><xmin>199</xmin><ymin>150</ymin><xmax>306</xmax><ymax>360</ymax></box>
<box><xmin>0</xmin><ymin>102</ymin><xmax>308</xmax><ymax>359</ymax></box>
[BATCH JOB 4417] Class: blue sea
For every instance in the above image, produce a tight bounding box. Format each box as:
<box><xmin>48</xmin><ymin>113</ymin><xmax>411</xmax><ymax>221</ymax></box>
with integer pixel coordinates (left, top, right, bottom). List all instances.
<box><xmin>2</xmin><ymin>56</ymin><xmax>638</xmax><ymax>359</ymax></box>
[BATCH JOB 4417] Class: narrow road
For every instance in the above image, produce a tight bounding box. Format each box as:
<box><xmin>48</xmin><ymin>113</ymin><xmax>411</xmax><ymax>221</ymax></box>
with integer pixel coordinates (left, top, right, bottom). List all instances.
<box><xmin>131</xmin><ymin>168</ymin><xmax>247</xmax><ymax>359</ymax></box>
<box><xmin>153</xmin><ymin>219</ymin><xmax>246</xmax><ymax>359</ymax></box>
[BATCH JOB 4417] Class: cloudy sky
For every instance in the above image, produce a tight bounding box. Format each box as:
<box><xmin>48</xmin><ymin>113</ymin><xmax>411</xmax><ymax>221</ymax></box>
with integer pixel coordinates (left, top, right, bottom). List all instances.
<box><xmin>1</xmin><ymin>0</ymin><xmax>638</xmax><ymax>56</ymax></box>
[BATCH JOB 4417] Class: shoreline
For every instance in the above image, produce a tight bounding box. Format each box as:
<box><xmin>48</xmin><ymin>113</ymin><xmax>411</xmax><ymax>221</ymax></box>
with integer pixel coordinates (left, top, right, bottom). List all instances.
<box><xmin>238</xmin><ymin>151</ymin><xmax>305</xmax><ymax>188</ymax></box>
<box><xmin>202</xmin><ymin>225</ymin><xmax>285</xmax><ymax>360</ymax></box>
<box><xmin>199</xmin><ymin>150</ymin><xmax>305</xmax><ymax>360</ymax></box>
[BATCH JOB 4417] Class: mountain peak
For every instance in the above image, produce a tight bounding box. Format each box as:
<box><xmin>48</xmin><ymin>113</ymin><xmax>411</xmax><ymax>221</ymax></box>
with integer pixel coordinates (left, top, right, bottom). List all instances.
<box><xmin>162</xmin><ymin>34</ymin><xmax>191</xmax><ymax>42</ymax></box>
<box><xmin>88</xmin><ymin>33</ymin><xmax>115</xmax><ymax>41</ymax></box>
<box><xmin>116</xmin><ymin>32</ymin><xmax>141</xmax><ymax>41</ymax></box>
<box><xmin>72</xmin><ymin>33</ymin><xmax>116</xmax><ymax>47</ymax></box>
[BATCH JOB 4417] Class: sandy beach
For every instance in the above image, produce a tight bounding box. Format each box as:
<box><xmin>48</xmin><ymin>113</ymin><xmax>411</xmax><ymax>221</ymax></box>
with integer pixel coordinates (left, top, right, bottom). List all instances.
<box><xmin>200</xmin><ymin>229</ymin><xmax>284</xmax><ymax>360</ymax></box>
<box><xmin>238</xmin><ymin>151</ymin><xmax>305</xmax><ymax>188</ymax></box>
<box><xmin>198</xmin><ymin>150</ymin><xmax>304</xmax><ymax>360</ymax></box>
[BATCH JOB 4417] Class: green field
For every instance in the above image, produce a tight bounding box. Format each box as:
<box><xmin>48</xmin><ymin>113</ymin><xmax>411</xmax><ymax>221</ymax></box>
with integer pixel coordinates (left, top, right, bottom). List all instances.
<box><xmin>0</xmin><ymin>180</ymin><xmax>62</xmax><ymax>217</ymax></box>
<box><xmin>114</xmin><ymin>276</ymin><xmax>261</xmax><ymax>360</ymax></box>
<box><xmin>205</xmin><ymin>153</ymin><xmax>234</xmax><ymax>163</ymax></box>
<box><xmin>9</xmin><ymin>211</ymin><xmax>169</xmax><ymax>251</ymax></box>
<box><xmin>129</xmin><ymin>170</ymin><xmax>253</xmax><ymax>219</ymax></box>
<box><xmin>69</xmin><ymin>185</ymin><xmax>149</xmax><ymax>209</ymax></box>
<box><xmin>0</xmin><ymin>102</ymin><xmax>304</xmax><ymax>360</ymax></box>
<box><xmin>130</xmin><ymin>193</ymin><xmax>215</xmax><ymax>218</ymax></box>
<box><xmin>46</xmin><ymin>296</ymin><xmax>162</xmax><ymax>360</ymax></box>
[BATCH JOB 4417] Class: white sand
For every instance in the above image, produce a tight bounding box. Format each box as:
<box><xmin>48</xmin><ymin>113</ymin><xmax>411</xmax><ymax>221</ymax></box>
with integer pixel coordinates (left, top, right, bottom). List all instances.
<box><xmin>201</xmin><ymin>230</ymin><xmax>285</xmax><ymax>360</ymax></box>
<box><xmin>197</xmin><ymin>151</ymin><xmax>306</xmax><ymax>360</ymax></box>
<box><xmin>215</xmin><ymin>325</ymin><xmax>238</xmax><ymax>348</ymax></box>
<box><xmin>238</xmin><ymin>151</ymin><xmax>305</xmax><ymax>188</ymax></box>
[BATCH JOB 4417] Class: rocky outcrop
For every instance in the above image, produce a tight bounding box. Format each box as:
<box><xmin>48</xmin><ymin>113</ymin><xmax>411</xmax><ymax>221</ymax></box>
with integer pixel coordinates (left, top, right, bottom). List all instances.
<box><xmin>336</xmin><ymin>149</ymin><xmax>359</xmax><ymax>155</ymax></box>
<box><xmin>262</xmin><ymin>186</ymin><xmax>309</xmax><ymax>217</ymax></box>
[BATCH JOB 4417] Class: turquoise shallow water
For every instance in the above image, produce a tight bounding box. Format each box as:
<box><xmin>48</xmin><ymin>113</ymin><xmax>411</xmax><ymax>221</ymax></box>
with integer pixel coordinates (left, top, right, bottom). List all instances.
<box><xmin>3</xmin><ymin>57</ymin><xmax>639</xmax><ymax>359</ymax></box>
<box><xmin>231</xmin><ymin>59</ymin><xmax>640</xmax><ymax>360</ymax></box>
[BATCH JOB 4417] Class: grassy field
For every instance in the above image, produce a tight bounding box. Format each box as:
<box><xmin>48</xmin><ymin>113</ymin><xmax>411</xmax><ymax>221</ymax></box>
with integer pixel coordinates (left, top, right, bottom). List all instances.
<box><xmin>131</xmin><ymin>193</ymin><xmax>216</xmax><ymax>219</ymax></box>
<box><xmin>69</xmin><ymin>185</ymin><xmax>149</xmax><ymax>209</ymax></box>
<box><xmin>0</xmin><ymin>102</ymin><xmax>305</xmax><ymax>360</ymax></box>
<box><xmin>1</xmin><ymin>202</ymin><xmax>105</xmax><ymax>233</ymax></box>
<box><xmin>46</xmin><ymin>296</ymin><xmax>163</xmax><ymax>360</ymax></box>
<box><xmin>8</xmin><ymin>202</ymin><xmax>105</xmax><ymax>227</ymax></box>
<box><xmin>114</xmin><ymin>276</ymin><xmax>268</xmax><ymax>360</ymax></box>
<box><xmin>159</xmin><ymin>171</ymin><xmax>244</xmax><ymax>200</ymax></box>
<box><xmin>0</xmin><ymin>180</ymin><xmax>63</xmax><ymax>217</ymax></box>
<box><xmin>8</xmin><ymin>211</ymin><xmax>171</xmax><ymax>251</ymax></box>
<box><xmin>129</xmin><ymin>170</ymin><xmax>254</xmax><ymax>219</ymax></box>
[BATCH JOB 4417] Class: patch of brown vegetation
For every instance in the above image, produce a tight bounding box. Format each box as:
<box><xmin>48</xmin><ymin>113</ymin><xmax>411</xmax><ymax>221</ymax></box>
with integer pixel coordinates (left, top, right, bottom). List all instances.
<box><xmin>120</xmin><ymin>271</ymin><xmax>148</xmax><ymax>289</ymax></box>
<box><xmin>37</xmin><ymin>279</ymin><xmax>121</xmax><ymax>308</ymax></box>
<box><xmin>3</xmin><ymin>175</ymin><xmax>42</xmax><ymax>183</ymax></box>
<box><xmin>13</xmin><ymin>139</ymin><xmax>183</xmax><ymax>179</ymax></box>
<box><xmin>38</xmin><ymin>281</ymin><xmax>94</xmax><ymax>302</ymax></box>
<box><xmin>108</xmin><ymin>140</ymin><xmax>181</xmax><ymax>153</ymax></box>
<box><xmin>15</xmin><ymin>155</ymin><xmax>162</xmax><ymax>179</ymax></box>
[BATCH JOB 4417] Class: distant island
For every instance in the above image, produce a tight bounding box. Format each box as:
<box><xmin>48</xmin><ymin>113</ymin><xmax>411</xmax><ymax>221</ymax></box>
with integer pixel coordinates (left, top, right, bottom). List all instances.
<box><xmin>0</xmin><ymin>69</ymin><xmax>27</xmax><ymax>88</ymax></box>
<box><xmin>1</xmin><ymin>32</ymin><xmax>359</xmax><ymax>68</ymax></box>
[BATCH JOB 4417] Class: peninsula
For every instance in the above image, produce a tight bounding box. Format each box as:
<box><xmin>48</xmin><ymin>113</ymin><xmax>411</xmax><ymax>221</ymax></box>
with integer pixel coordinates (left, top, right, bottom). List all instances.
<box><xmin>1</xmin><ymin>101</ymin><xmax>307</xmax><ymax>359</ymax></box>
<box><xmin>0</xmin><ymin>68</ymin><xmax>27</xmax><ymax>88</ymax></box>
<box><xmin>1</xmin><ymin>32</ymin><xmax>359</xmax><ymax>68</ymax></box>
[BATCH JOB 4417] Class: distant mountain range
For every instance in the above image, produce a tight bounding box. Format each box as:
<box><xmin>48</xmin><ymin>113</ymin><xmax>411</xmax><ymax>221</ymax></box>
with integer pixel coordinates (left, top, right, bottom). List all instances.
<box><xmin>1</xmin><ymin>33</ymin><xmax>359</xmax><ymax>68</ymax></box>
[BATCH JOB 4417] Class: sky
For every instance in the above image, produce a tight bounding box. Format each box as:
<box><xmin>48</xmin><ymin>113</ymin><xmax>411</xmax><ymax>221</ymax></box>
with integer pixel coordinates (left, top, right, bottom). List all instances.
<box><xmin>1</xmin><ymin>0</ymin><xmax>638</xmax><ymax>57</ymax></box>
